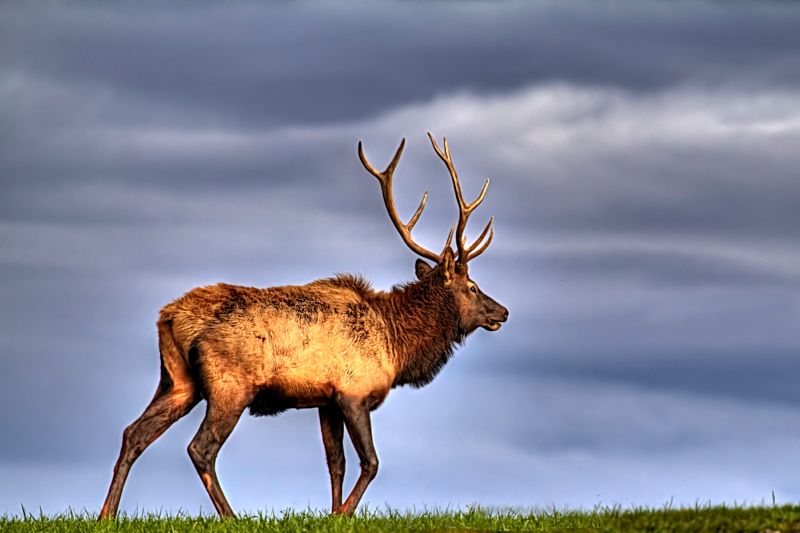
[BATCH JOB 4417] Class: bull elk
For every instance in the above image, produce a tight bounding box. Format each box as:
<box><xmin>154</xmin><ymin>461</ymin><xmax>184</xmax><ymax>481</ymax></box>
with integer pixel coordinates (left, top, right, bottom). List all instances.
<box><xmin>99</xmin><ymin>133</ymin><xmax>508</xmax><ymax>519</ymax></box>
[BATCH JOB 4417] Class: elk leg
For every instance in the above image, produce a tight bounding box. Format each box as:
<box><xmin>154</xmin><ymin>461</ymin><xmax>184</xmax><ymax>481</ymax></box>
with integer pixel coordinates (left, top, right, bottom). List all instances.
<box><xmin>335</xmin><ymin>397</ymin><xmax>378</xmax><ymax>516</ymax></box>
<box><xmin>318</xmin><ymin>405</ymin><xmax>345</xmax><ymax>513</ymax></box>
<box><xmin>187</xmin><ymin>391</ymin><xmax>249</xmax><ymax>518</ymax></box>
<box><xmin>99</xmin><ymin>386</ymin><xmax>198</xmax><ymax>519</ymax></box>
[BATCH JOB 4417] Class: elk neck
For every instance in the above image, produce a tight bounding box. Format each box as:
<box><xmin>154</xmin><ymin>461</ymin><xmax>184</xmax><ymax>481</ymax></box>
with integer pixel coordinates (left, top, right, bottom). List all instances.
<box><xmin>371</xmin><ymin>275</ymin><xmax>465</xmax><ymax>388</ymax></box>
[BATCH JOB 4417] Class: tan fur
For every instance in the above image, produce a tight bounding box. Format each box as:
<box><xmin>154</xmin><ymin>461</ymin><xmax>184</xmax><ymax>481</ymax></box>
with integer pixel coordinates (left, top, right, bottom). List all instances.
<box><xmin>161</xmin><ymin>280</ymin><xmax>395</xmax><ymax>407</ymax></box>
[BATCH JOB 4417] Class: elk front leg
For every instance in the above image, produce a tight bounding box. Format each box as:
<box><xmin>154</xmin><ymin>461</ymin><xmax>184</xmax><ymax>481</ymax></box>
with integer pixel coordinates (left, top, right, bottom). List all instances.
<box><xmin>335</xmin><ymin>396</ymin><xmax>378</xmax><ymax>516</ymax></box>
<box><xmin>319</xmin><ymin>405</ymin><xmax>345</xmax><ymax>513</ymax></box>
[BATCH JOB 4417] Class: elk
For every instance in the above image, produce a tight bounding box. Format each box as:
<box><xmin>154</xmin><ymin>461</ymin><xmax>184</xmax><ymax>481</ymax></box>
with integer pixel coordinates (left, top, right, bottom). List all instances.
<box><xmin>99</xmin><ymin>133</ymin><xmax>508</xmax><ymax>519</ymax></box>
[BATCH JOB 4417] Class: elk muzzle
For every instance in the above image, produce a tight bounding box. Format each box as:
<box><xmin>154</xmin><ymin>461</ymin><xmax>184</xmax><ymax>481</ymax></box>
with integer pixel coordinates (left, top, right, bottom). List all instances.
<box><xmin>482</xmin><ymin>301</ymin><xmax>509</xmax><ymax>331</ymax></box>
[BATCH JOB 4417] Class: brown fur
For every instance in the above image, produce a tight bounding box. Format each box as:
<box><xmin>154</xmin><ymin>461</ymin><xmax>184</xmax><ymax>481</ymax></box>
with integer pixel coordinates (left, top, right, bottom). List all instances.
<box><xmin>159</xmin><ymin>270</ymin><xmax>466</xmax><ymax>407</ymax></box>
<box><xmin>376</xmin><ymin>275</ymin><xmax>464</xmax><ymax>387</ymax></box>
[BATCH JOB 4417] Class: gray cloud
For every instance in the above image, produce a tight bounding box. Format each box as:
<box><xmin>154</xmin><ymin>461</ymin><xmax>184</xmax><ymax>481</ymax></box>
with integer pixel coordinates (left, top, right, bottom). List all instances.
<box><xmin>3</xmin><ymin>1</ymin><xmax>799</xmax><ymax>132</ymax></box>
<box><xmin>533</xmin><ymin>351</ymin><xmax>800</xmax><ymax>408</ymax></box>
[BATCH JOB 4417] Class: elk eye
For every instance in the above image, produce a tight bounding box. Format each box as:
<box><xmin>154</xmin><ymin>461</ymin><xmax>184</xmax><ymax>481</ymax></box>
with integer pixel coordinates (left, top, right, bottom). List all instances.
<box><xmin>469</xmin><ymin>285</ymin><xmax>478</xmax><ymax>294</ymax></box>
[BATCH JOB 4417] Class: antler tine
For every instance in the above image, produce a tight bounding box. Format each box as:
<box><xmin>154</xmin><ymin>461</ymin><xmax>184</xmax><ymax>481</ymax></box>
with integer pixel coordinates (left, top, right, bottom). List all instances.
<box><xmin>406</xmin><ymin>191</ymin><xmax>427</xmax><ymax>231</ymax></box>
<box><xmin>469</xmin><ymin>178</ymin><xmax>490</xmax><ymax>212</ymax></box>
<box><xmin>442</xmin><ymin>224</ymin><xmax>456</xmax><ymax>255</ymax></box>
<box><xmin>427</xmin><ymin>132</ymin><xmax>494</xmax><ymax>264</ymax></box>
<box><xmin>465</xmin><ymin>216</ymin><xmax>493</xmax><ymax>254</ymax></box>
<box><xmin>467</xmin><ymin>226</ymin><xmax>494</xmax><ymax>261</ymax></box>
<box><xmin>358</xmin><ymin>138</ymin><xmax>404</xmax><ymax>181</ymax></box>
<box><xmin>358</xmin><ymin>139</ymin><xmax>443</xmax><ymax>263</ymax></box>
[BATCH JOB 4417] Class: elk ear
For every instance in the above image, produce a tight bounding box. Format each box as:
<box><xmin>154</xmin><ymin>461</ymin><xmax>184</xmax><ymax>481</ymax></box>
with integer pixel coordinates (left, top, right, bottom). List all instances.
<box><xmin>415</xmin><ymin>259</ymin><xmax>434</xmax><ymax>280</ymax></box>
<box><xmin>440</xmin><ymin>247</ymin><xmax>455</xmax><ymax>285</ymax></box>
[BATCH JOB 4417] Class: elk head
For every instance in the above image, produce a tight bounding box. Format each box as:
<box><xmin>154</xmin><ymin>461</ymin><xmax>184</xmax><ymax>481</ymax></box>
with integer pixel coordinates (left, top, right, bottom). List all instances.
<box><xmin>358</xmin><ymin>133</ymin><xmax>509</xmax><ymax>335</ymax></box>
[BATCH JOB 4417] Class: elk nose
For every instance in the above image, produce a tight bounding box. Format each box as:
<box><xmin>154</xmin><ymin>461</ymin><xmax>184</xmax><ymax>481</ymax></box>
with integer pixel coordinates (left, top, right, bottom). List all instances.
<box><xmin>501</xmin><ymin>307</ymin><xmax>509</xmax><ymax>321</ymax></box>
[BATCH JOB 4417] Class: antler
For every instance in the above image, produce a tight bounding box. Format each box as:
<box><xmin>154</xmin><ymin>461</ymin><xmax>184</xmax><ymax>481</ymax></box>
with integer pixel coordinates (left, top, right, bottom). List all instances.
<box><xmin>358</xmin><ymin>138</ymin><xmax>453</xmax><ymax>263</ymax></box>
<box><xmin>427</xmin><ymin>132</ymin><xmax>494</xmax><ymax>264</ymax></box>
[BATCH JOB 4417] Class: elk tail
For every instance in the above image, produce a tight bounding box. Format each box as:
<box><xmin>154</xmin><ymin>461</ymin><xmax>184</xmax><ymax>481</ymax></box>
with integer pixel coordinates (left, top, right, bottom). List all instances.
<box><xmin>153</xmin><ymin>318</ymin><xmax>195</xmax><ymax>401</ymax></box>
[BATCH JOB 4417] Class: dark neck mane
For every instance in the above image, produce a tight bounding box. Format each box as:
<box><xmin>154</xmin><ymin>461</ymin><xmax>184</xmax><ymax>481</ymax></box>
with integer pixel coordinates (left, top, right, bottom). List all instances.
<box><xmin>371</xmin><ymin>276</ymin><xmax>465</xmax><ymax>388</ymax></box>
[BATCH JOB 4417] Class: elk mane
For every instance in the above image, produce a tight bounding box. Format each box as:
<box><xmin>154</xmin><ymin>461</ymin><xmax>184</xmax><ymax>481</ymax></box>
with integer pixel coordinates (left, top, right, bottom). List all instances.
<box><xmin>375</xmin><ymin>274</ymin><xmax>465</xmax><ymax>388</ymax></box>
<box><xmin>326</xmin><ymin>273</ymin><xmax>374</xmax><ymax>297</ymax></box>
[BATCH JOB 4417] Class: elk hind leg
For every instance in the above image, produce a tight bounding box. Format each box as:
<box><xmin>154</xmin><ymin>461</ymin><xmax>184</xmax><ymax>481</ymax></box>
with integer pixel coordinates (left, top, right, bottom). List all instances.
<box><xmin>99</xmin><ymin>366</ymin><xmax>198</xmax><ymax>519</ymax></box>
<box><xmin>99</xmin><ymin>321</ymin><xmax>198</xmax><ymax>520</ymax></box>
<box><xmin>187</xmin><ymin>389</ymin><xmax>250</xmax><ymax>518</ymax></box>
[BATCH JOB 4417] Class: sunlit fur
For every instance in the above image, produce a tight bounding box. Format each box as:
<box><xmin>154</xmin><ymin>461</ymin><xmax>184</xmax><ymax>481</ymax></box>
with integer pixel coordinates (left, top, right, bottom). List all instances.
<box><xmin>159</xmin><ymin>260</ymin><xmax>474</xmax><ymax>411</ymax></box>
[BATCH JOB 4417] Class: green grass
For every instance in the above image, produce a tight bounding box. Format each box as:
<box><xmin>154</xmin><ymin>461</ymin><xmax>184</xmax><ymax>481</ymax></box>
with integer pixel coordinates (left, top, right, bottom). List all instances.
<box><xmin>2</xmin><ymin>505</ymin><xmax>800</xmax><ymax>532</ymax></box>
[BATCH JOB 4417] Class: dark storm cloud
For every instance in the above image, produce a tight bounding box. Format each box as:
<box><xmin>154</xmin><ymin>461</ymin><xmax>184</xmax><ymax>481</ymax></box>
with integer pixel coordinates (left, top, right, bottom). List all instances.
<box><xmin>3</xmin><ymin>1</ymin><xmax>800</xmax><ymax>130</ymax></box>
<box><xmin>3</xmin><ymin>0</ymin><xmax>800</xmax><ymax>238</ymax></box>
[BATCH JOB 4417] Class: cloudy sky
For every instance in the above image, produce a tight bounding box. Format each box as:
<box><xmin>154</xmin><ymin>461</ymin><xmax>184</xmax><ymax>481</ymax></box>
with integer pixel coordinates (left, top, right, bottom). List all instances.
<box><xmin>2</xmin><ymin>0</ymin><xmax>800</xmax><ymax>516</ymax></box>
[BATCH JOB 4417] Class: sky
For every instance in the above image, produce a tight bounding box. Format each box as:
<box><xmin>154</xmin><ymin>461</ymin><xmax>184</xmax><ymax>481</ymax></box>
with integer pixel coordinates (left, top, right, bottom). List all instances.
<box><xmin>2</xmin><ymin>0</ymin><xmax>800</xmax><ymax>516</ymax></box>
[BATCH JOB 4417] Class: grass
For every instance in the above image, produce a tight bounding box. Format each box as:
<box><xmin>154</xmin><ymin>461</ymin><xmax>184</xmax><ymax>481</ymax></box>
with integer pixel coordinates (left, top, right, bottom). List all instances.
<box><xmin>2</xmin><ymin>504</ymin><xmax>800</xmax><ymax>532</ymax></box>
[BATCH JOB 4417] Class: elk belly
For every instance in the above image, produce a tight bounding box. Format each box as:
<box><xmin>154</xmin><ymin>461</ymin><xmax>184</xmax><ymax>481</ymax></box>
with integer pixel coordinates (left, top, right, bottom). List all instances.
<box><xmin>248</xmin><ymin>381</ymin><xmax>335</xmax><ymax>416</ymax></box>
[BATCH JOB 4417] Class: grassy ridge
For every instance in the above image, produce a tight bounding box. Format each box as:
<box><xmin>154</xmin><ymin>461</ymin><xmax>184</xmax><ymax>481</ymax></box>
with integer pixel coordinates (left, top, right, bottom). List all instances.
<box><xmin>2</xmin><ymin>505</ymin><xmax>799</xmax><ymax>532</ymax></box>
